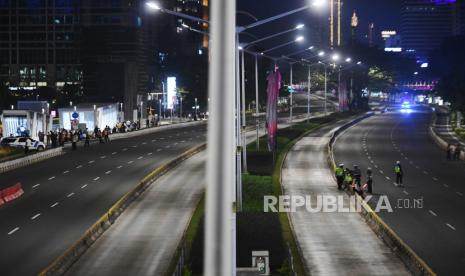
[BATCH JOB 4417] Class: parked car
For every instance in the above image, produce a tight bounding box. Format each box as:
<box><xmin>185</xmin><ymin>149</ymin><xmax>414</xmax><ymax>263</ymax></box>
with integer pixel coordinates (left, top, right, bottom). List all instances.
<box><xmin>0</xmin><ymin>137</ymin><xmax>46</xmax><ymax>151</ymax></box>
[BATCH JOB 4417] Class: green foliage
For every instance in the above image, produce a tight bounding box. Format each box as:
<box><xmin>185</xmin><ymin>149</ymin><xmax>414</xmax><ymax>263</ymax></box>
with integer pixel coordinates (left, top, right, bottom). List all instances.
<box><xmin>242</xmin><ymin>175</ymin><xmax>273</xmax><ymax>212</ymax></box>
<box><xmin>367</xmin><ymin>66</ymin><xmax>394</xmax><ymax>93</ymax></box>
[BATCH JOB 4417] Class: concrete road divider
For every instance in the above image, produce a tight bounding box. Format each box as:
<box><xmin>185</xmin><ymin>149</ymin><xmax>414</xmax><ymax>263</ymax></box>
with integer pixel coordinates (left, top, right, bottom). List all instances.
<box><xmin>327</xmin><ymin>112</ymin><xmax>436</xmax><ymax>276</ymax></box>
<box><xmin>39</xmin><ymin>143</ymin><xmax>206</xmax><ymax>276</ymax></box>
<box><xmin>0</xmin><ymin>147</ymin><xmax>63</xmax><ymax>174</ymax></box>
<box><xmin>429</xmin><ymin>126</ymin><xmax>465</xmax><ymax>161</ymax></box>
<box><xmin>0</xmin><ymin>182</ymin><xmax>24</xmax><ymax>204</ymax></box>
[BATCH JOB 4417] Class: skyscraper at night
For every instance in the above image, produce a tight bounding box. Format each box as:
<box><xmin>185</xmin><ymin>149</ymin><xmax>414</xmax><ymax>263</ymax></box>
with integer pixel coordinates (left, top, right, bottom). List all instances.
<box><xmin>401</xmin><ymin>0</ymin><xmax>456</xmax><ymax>62</ymax></box>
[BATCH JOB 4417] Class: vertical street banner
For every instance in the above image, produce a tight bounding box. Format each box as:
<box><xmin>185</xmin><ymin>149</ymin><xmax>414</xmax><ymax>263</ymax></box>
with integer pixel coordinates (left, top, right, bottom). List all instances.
<box><xmin>266</xmin><ymin>66</ymin><xmax>282</xmax><ymax>153</ymax></box>
<box><xmin>338</xmin><ymin>81</ymin><xmax>348</xmax><ymax>111</ymax></box>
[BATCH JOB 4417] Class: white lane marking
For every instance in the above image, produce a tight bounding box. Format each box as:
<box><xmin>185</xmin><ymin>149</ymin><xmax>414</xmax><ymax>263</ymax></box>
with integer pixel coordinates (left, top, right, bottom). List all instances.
<box><xmin>105</xmin><ymin>170</ymin><xmax>112</xmax><ymax>175</ymax></box>
<box><xmin>189</xmin><ymin>138</ymin><xmax>193</xmax><ymax>140</ymax></box>
<box><xmin>142</xmin><ymin>142</ymin><xmax>147</xmax><ymax>145</ymax></box>
<box><xmin>443</xmin><ymin>184</ymin><xmax>449</xmax><ymax>188</ymax></box>
<box><xmin>404</xmin><ymin>157</ymin><xmax>408</xmax><ymax>160</ymax></box>
<box><xmin>432</xmin><ymin>177</ymin><xmax>438</xmax><ymax>181</ymax></box>
<box><xmin>160</xmin><ymin>137</ymin><xmax>165</xmax><ymax>140</ymax></box>
<box><xmin>67</xmin><ymin>192</ymin><xmax>75</xmax><ymax>198</ymax></box>
<box><xmin>169</xmin><ymin>136</ymin><xmax>173</xmax><ymax>138</ymax></box>
<box><xmin>400</xmin><ymin>153</ymin><xmax>404</xmax><ymax>156</ymax></box>
<box><xmin>196</xmin><ymin>135</ymin><xmax>201</xmax><ymax>138</ymax></box>
<box><xmin>76</xmin><ymin>165</ymin><xmax>83</xmax><ymax>169</ymax></box>
<box><xmin>415</xmin><ymin>166</ymin><xmax>420</xmax><ymax>169</ymax></box>
<box><xmin>157</xmin><ymin>149</ymin><xmax>162</xmax><ymax>152</ymax></box>
<box><xmin>446</xmin><ymin>223</ymin><xmax>456</xmax><ymax>231</ymax></box>
<box><xmin>51</xmin><ymin>202</ymin><xmax>59</xmax><ymax>208</ymax></box>
<box><xmin>137</xmin><ymin>156</ymin><xmax>143</xmax><ymax>160</ymax></box>
<box><xmin>367</xmin><ymin>155</ymin><xmax>371</xmax><ymax>159</ymax></box>
<box><xmin>8</xmin><ymin>227</ymin><xmax>19</xmax><ymax>235</ymax></box>
<box><xmin>132</xmin><ymin>145</ymin><xmax>138</xmax><ymax>148</ymax></box>
<box><xmin>81</xmin><ymin>184</ymin><xmax>88</xmax><ymax>189</ymax></box>
<box><xmin>122</xmin><ymin>148</ymin><xmax>128</xmax><ymax>151</ymax></box>
<box><xmin>181</xmin><ymin>140</ymin><xmax>186</xmax><ymax>143</ymax></box>
<box><xmin>127</xmin><ymin>161</ymin><xmax>134</xmax><ymax>164</ymax></box>
<box><xmin>112</xmin><ymin>152</ymin><xmax>117</xmax><ymax>155</ymax></box>
<box><xmin>48</xmin><ymin>176</ymin><xmax>56</xmax><ymax>180</ymax></box>
<box><xmin>379</xmin><ymin>170</ymin><xmax>384</xmax><ymax>174</ymax></box>
<box><xmin>63</xmin><ymin>170</ymin><xmax>69</xmax><ymax>174</ymax></box>
<box><xmin>403</xmin><ymin>190</ymin><xmax>409</xmax><ymax>195</ymax></box>
<box><xmin>386</xmin><ymin>176</ymin><xmax>391</xmax><ymax>180</ymax></box>
<box><xmin>93</xmin><ymin>177</ymin><xmax>100</xmax><ymax>181</ymax></box>
<box><xmin>151</xmin><ymin>139</ymin><xmax>156</xmax><ymax>142</ymax></box>
<box><xmin>374</xmin><ymin>165</ymin><xmax>378</xmax><ymax>168</ymax></box>
<box><xmin>409</xmin><ymin>161</ymin><xmax>413</xmax><ymax>165</ymax></box>
<box><xmin>423</xmin><ymin>171</ymin><xmax>428</xmax><ymax>175</ymax></box>
<box><xmin>88</xmin><ymin>160</ymin><xmax>95</xmax><ymax>164</ymax></box>
<box><xmin>456</xmin><ymin>192</ymin><xmax>463</xmax><ymax>196</ymax></box>
<box><xmin>370</xmin><ymin>160</ymin><xmax>374</xmax><ymax>164</ymax></box>
<box><xmin>100</xmin><ymin>155</ymin><xmax>106</xmax><ymax>159</ymax></box>
<box><xmin>165</xmin><ymin>145</ymin><xmax>171</xmax><ymax>148</ymax></box>
<box><xmin>147</xmin><ymin>152</ymin><xmax>153</xmax><ymax>156</ymax></box>
<box><xmin>31</xmin><ymin>213</ymin><xmax>41</xmax><ymax>220</ymax></box>
<box><xmin>429</xmin><ymin>210</ymin><xmax>437</xmax><ymax>217</ymax></box>
<box><xmin>32</xmin><ymin>184</ymin><xmax>40</xmax><ymax>189</ymax></box>
<box><xmin>117</xmin><ymin>165</ymin><xmax>123</xmax><ymax>169</ymax></box>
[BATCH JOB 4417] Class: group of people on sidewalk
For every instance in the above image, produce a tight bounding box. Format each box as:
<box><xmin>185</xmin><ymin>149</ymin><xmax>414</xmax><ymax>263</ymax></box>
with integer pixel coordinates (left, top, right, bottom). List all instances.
<box><xmin>446</xmin><ymin>143</ymin><xmax>462</xmax><ymax>160</ymax></box>
<box><xmin>335</xmin><ymin>161</ymin><xmax>404</xmax><ymax>196</ymax></box>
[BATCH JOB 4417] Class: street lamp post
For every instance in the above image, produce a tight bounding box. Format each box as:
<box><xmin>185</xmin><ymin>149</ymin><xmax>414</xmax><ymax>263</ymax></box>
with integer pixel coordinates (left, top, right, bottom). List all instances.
<box><xmin>241</xmin><ymin>50</ymin><xmax>247</xmax><ymax>173</ymax></box>
<box><xmin>194</xmin><ymin>97</ymin><xmax>198</xmax><ymax>119</ymax></box>
<box><xmin>307</xmin><ymin>64</ymin><xmax>311</xmax><ymax>120</ymax></box>
<box><xmin>289</xmin><ymin>63</ymin><xmax>293</xmax><ymax>122</ymax></box>
<box><xmin>255</xmin><ymin>54</ymin><xmax>260</xmax><ymax>150</ymax></box>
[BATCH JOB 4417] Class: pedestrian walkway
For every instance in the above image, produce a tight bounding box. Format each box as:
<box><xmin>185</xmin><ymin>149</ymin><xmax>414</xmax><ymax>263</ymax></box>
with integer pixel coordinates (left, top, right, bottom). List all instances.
<box><xmin>432</xmin><ymin>107</ymin><xmax>465</xmax><ymax>147</ymax></box>
<box><xmin>281</xmin><ymin>121</ymin><xmax>410</xmax><ymax>275</ymax></box>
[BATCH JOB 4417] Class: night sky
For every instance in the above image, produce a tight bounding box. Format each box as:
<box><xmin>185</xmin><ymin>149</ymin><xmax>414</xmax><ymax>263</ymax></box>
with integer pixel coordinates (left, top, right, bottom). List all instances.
<box><xmin>237</xmin><ymin>0</ymin><xmax>403</xmax><ymax>52</ymax></box>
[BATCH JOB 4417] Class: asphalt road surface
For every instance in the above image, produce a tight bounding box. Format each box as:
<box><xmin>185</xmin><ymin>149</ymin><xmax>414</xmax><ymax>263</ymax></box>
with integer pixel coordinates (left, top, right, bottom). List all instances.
<box><xmin>334</xmin><ymin>105</ymin><xmax>465</xmax><ymax>275</ymax></box>
<box><xmin>0</xmin><ymin>123</ymin><xmax>207</xmax><ymax>275</ymax></box>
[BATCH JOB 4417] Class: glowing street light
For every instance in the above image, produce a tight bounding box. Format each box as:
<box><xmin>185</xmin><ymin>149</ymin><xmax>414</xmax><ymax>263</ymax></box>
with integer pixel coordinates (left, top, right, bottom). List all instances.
<box><xmin>345</xmin><ymin>57</ymin><xmax>352</xmax><ymax>63</ymax></box>
<box><xmin>146</xmin><ymin>1</ymin><xmax>161</xmax><ymax>10</ymax></box>
<box><xmin>318</xmin><ymin>51</ymin><xmax>325</xmax><ymax>57</ymax></box>
<box><xmin>332</xmin><ymin>53</ymin><xmax>340</xmax><ymax>61</ymax></box>
<box><xmin>295</xmin><ymin>35</ymin><xmax>304</xmax><ymax>42</ymax></box>
<box><xmin>312</xmin><ymin>0</ymin><xmax>327</xmax><ymax>7</ymax></box>
<box><xmin>357</xmin><ymin>61</ymin><xmax>362</xmax><ymax>65</ymax></box>
<box><xmin>295</xmin><ymin>23</ymin><xmax>305</xmax><ymax>29</ymax></box>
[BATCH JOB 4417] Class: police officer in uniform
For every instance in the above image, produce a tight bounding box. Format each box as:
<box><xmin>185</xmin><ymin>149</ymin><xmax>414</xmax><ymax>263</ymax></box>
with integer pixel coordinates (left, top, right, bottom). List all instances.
<box><xmin>366</xmin><ymin>168</ymin><xmax>373</xmax><ymax>193</ymax></box>
<box><xmin>335</xmin><ymin>164</ymin><xmax>345</xmax><ymax>190</ymax></box>
<box><xmin>395</xmin><ymin>161</ymin><xmax>403</xmax><ymax>187</ymax></box>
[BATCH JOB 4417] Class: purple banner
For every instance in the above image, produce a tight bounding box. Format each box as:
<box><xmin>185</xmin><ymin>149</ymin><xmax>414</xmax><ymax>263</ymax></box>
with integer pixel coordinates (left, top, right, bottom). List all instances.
<box><xmin>266</xmin><ymin>67</ymin><xmax>282</xmax><ymax>152</ymax></box>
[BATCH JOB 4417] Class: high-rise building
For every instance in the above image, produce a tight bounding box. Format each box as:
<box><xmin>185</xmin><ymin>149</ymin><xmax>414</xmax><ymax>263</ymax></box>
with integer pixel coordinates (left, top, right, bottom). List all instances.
<box><xmin>452</xmin><ymin>0</ymin><xmax>465</xmax><ymax>35</ymax></box>
<box><xmin>401</xmin><ymin>0</ymin><xmax>456</xmax><ymax>63</ymax></box>
<box><xmin>329</xmin><ymin>0</ymin><xmax>342</xmax><ymax>48</ymax></box>
<box><xmin>350</xmin><ymin>10</ymin><xmax>358</xmax><ymax>46</ymax></box>
<box><xmin>0</xmin><ymin>0</ymin><xmax>82</xmax><ymax>90</ymax></box>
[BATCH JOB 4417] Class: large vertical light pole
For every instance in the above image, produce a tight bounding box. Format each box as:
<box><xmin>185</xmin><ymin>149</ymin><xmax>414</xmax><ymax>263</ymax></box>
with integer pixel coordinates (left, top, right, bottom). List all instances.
<box><xmin>307</xmin><ymin>64</ymin><xmax>311</xmax><ymax>120</ymax></box>
<box><xmin>241</xmin><ymin>50</ymin><xmax>247</xmax><ymax>173</ymax></box>
<box><xmin>289</xmin><ymin>63</ymin><xmax>293</xmax><ymax>122</ymax></box>
<box><xmin>324</xmin><ymin>64</ymin><xmax>328</xmax><ymax>115</ymax></box>
<box><xmin>204</xmin><ymin>0</ymin><xmax>235</xmax><ymax>275</ymax></box>
<box><xmin>255</xmin><ymin>54</ymin><xmax>259</xmax><ymax>150</ymax></box>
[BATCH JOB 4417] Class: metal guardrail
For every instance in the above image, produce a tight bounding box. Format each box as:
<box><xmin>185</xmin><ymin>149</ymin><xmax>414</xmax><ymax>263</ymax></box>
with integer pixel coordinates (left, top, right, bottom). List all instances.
<box><xmin>39</xmin><ymin>143</ymin><xmax>206</xmax><ymax>276</ymax></box>
<box><xmin>326</xmin><ymin>112</ymin><xmax>436</xmax><ymax>276</ymax></box>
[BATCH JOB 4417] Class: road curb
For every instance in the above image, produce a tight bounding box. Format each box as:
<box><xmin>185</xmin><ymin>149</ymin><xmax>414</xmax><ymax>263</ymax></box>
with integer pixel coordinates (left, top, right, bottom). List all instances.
<box><xmin>38</xmin><ymin>143</ymin><xmax>206</xmax><ymax>276</ymax></box>
<box><xmin>0</xmin><ymin>147</ymin><xmax>63</xmax><ymax>174</ymax></box>
<box><xmin>327</xmin><ymin>113</ymin><xmax>436</xmax><ymax>276</ymax></box>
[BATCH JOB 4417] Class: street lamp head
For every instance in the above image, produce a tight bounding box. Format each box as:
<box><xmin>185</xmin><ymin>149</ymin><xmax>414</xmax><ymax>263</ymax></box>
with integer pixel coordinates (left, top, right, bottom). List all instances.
<box><xmin>332</xmin><ymin>54</ymin><xmax>340</xmax><ymax>61</ymax></box>
<box><xmin>318</xmin><ymin>51</ymin><xmax>325</xmax><ymax>57</ymax></box>
<box><xmin>181</xmin><ymin>23</ymin><xmax>189</xmax><ymax>28</ymax></box>
<box><xmin>414</xmin><ymin>71</ymin><xmax>419</xmax><ymax>75</ymax></box>
<box><xmin>356</xmin><ymin>61</ymin><xmax>362</xmax><ymax>65</ymax></box>
<box><xmin>146</xmin><ymin>1</ymin><xmax>161</xmax><ymax>10</ymax></box>
<box><xmin>308</xmin><ymin>45</ymin><xmax>314</xmax><ymax>50</ymax></box>
<box><xmin>238</xmin><ymin>46</ymin><xmax>243</xmax><ymax>50</ymax></box>
<box><xmin>295</xmin><ymin>24</ymin><xmax>305</xmax><ymax>29</ymax></box>
<box><xmin>345</xmin><ymin>57</ymin><xmax>352</xmax><ymax>63</ymax></box>
<box><xmin>312</xmin><ymin>0</ymin><xmax>326</xmax><ymax>7</ymax></box>
<box><xmin>295</xmin><ymin>36</ymin><xmax>304</xmax><ymax>42</ymax></box>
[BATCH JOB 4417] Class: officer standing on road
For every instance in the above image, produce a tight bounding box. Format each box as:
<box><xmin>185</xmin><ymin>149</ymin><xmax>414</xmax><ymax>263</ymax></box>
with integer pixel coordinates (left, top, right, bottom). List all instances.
<box><xmin>24</xmin><ymin>138</ymin><xmax>31</xmax><ymax>154</ymax></box>
<box><xmin>353</xmin><ymin>165</ymin><xmax>362</xmax><ymax>192</ymax></box>
<box><xmin>454</xmin><ymin>143</ymin><xmax>461</xmax><ymax>160</ymax></box>
<box><xmin>395</xmin><ymin>161</ymin><xmax>403</xmax><ymax>187</ymax></box>
<box><xmin>366</xmin><ymin>168</ymin><xmax>373</xmax><ymax>194</ymax></box>
<box><xmin>344</xmin><ymin>168</ymin><xmax>353</xmax><ymax>191</ymax></box>
<box><xmin>335</xmin><ymin>164</ymin><xmax>345</xmax><ymax>190</ymax></box>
